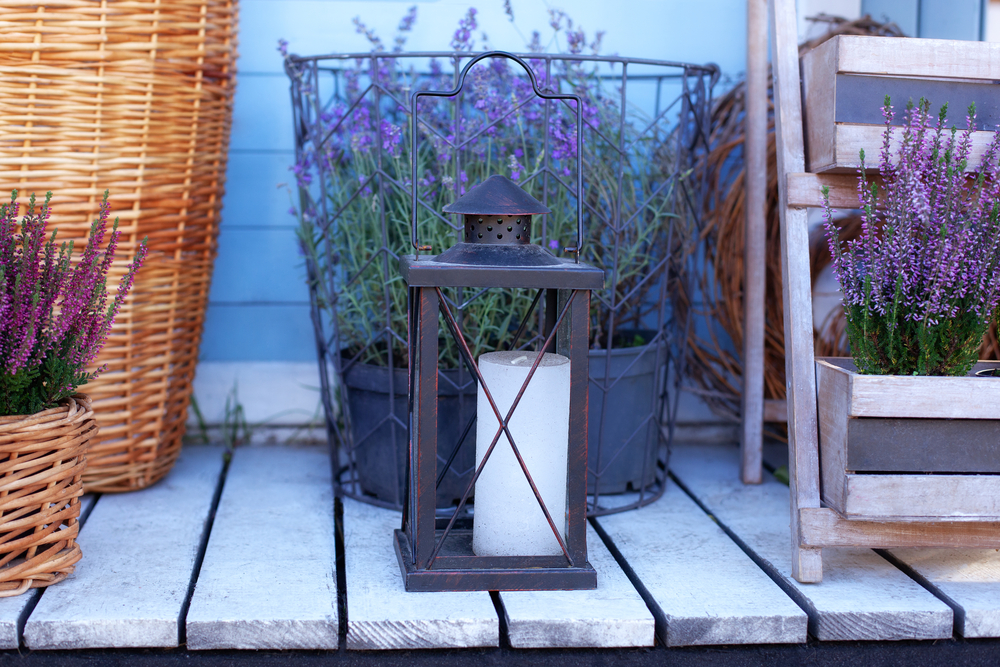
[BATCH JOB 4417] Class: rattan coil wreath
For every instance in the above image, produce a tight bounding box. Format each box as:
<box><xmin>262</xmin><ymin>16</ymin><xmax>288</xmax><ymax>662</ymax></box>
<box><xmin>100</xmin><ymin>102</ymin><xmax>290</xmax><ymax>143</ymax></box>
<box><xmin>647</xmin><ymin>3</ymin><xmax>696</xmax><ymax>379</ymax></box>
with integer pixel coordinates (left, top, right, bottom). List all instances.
<box><xmin>0</xmin><ymin>1</ymin><xmax>239</xmax><ymax>491</ymax></box>
<box><xmin>0</xmin><ymin>395</ymin><xmax>97</xmax><ymax>597</ymax></box>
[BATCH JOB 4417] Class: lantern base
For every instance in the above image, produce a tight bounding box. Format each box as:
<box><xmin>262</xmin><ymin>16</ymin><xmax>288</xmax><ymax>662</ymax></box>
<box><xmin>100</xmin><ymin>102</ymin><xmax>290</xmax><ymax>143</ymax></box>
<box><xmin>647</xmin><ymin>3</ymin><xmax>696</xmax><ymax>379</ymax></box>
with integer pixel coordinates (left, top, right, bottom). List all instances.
<box><xmin>393</xmin><ymin>529</ymin><xmax>598</xmax><ymax>592</ymax></box>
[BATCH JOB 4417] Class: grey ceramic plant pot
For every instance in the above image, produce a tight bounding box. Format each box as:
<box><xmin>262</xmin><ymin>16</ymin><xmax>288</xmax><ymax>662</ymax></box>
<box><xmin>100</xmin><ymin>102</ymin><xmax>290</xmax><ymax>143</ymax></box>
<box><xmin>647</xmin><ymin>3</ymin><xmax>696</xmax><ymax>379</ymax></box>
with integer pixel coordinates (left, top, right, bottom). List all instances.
<box><xmin>587</xmin><ymin>344</ymin><xmax>663</xmax><ymax>495</ymax></box>
<box><xmin>343</xmin><ymin>361</ymin><xmax>478</xmax><ymax>508</ymax></box>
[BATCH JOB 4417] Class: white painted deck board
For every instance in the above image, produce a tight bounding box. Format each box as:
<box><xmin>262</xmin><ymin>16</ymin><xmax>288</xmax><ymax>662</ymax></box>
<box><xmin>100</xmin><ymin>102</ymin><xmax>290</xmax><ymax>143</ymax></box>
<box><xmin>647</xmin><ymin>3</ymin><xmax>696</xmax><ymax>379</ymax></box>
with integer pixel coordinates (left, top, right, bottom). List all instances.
<box><xmin>595</xmin><ymin>483</ymin><xmax>807</xmax><ymax>646</ymax></box>
<box><xmin>890</xmin><ymin>548</ymin><xmax>1000</xmax><ymax>638</ymax></box>
<box><xmin>186</xmin><ymin>446</ymin><xmax>337</xmax><ymax>650</ymax></box>
<box><xmin>343</xmin><ymin>498</ymin><xmax>498</xmax><ymax>650</ymax></box>
<box><xmin>0</xmin><ymin>495</ymin><xmax>97</xmax><ymax>649</ymax></box>
<box><xmin>23</xmin><ymin>447</ymin><xmax>225</xmax><ymax>649</ymax></box>
<box><xmin>498</xmin><ymin>523</ymin><xmax>655</xmax><ymax>648</ymax></box>
<box><xmin>670</xmin><ymin>444</ymin><xmax>953</xmax><ymax>642</ymax></box>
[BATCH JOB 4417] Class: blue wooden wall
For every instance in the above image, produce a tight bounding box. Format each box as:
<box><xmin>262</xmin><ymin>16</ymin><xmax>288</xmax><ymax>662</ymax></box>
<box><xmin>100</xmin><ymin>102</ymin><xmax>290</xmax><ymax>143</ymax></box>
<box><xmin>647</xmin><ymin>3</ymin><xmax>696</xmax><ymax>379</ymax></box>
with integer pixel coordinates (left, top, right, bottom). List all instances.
<box><xmin>862</xmin><ymin>0</ymin><xmax>987</xmax><ymax>40</ymax></box>
<box><xmin>201</xmin><ymin>0</ymin><xmax>988</xmax><ymax>365</ymax></box>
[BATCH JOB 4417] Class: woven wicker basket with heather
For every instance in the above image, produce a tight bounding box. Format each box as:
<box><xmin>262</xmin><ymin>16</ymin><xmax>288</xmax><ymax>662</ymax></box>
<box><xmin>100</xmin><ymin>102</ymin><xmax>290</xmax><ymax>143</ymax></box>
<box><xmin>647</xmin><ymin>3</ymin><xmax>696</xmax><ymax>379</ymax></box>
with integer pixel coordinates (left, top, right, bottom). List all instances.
<box><xmin>0</xmin><ymin>190</ymin><xmax>145</xmax><ymax>596</ymax></box>
<box><xmin>823</xmin><ymin>97</ymin><xmax>1000</xmax><ymax>376</ymax></box>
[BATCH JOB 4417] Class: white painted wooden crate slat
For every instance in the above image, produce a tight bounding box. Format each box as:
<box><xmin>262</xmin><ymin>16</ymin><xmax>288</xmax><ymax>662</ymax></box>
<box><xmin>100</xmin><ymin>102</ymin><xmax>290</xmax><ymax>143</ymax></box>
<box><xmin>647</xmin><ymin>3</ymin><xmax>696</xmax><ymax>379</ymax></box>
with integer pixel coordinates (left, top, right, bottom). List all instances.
<box><xmin>595</xmin><ymin>482</ymin><xmax>807</xmax><ymax>646</ymax></box>
<box><xmin>669</xmin><ymin>444</ymin><xmax>953</xmax><ymax>641</ymax></box>
<box><xmin>498</xmin><ymin>523</ymin><xmax>655</xmax><ymax>649</ymax></box>
<box><xmin>186</xmin><ymin>446</ymin><xmax>337</xmax><ymax>650</ymax></box>
<box><xmin>343</xmin><ymin>499</ymin><xmax>498</xmax><ymax>650</ymax></box>
<box><xmin>0</xmin><ymin>495</ymin><xmax>98</xmax><ymax>649</ymax></box>
<box><xmin>23</xmin><ymin>447</ymin><xmax>226</xmax><ymax>649</ymax></box>
<box><xmin>889</xmin><ymin>548</ymin><xmax>1000</xmax><ymax>638</ymax></box>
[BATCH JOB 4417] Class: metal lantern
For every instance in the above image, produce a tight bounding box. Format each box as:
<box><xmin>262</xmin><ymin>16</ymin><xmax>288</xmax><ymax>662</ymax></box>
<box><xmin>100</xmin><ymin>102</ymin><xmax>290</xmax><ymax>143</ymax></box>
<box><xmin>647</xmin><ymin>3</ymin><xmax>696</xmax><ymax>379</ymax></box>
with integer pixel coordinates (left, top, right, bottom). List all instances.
<box><xmin>394</xmin><ymin>52</ymin><xmax>603</xmax><ymax>592</ymax></box>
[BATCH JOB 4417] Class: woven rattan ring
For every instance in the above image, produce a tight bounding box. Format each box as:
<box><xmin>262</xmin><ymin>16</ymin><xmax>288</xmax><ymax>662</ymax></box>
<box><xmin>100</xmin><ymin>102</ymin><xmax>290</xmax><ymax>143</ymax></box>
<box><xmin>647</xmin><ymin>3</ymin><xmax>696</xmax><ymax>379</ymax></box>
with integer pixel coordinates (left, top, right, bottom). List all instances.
<box><xmin>0</xmin><ymin>395</ymin><xmax>97</xmax><ymax>597</ymax></box>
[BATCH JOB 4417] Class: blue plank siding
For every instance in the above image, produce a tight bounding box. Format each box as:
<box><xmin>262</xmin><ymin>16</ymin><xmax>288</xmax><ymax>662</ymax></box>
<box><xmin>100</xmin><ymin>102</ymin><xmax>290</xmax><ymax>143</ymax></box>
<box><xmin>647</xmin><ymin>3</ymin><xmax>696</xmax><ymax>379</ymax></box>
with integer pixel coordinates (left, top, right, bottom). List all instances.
<box><xmin>221</xmin><ymin>151</ymin><xmax>298</xmax><ymax>229</ymax></box>
<box><xmin>201</xmin><ymin>304</ymin><xmax>318</xmax><ymax>362</ymax></box>
<box><xmin>209</xmin><ymin>227</ymin><xmax>309</xmax><ymax>303</ymax></box>
<box><xmin>862</xmin><ymin>0</ymin><xmax>987</xmax><ymax>39</ymax></box>
<box><xmin>229</xmin><ymin>74</ymin><xmax>295</xmax><ymax>152</ymax></box>
<box><xmin>919</xmin><ymin>0</ymin><xmax>985</xmax><ymax>40</ymax></box>
<box><xmin>237</xmin><ymin>0</ymin><xmax>748</xmax><ymax>76</ymax></box>
<box><xmin>862</xmin><ymin>0</ymin><xmax>919</xmax><ymax>35</ymax></box>
<box><xmin>194</xmin><ymin>0</ymin><xmax>991</xmax><ymax>433</ymax></box>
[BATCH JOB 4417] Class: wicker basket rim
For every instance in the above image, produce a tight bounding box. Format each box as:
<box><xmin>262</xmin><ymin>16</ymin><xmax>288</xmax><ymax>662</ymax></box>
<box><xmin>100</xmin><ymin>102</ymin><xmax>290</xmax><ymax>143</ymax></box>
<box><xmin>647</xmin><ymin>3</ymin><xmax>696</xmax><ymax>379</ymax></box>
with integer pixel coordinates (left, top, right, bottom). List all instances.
<box><xmin>0</xmin><ymin>394</ymin><xmax>93</xmax><ymax>432</ymax></box>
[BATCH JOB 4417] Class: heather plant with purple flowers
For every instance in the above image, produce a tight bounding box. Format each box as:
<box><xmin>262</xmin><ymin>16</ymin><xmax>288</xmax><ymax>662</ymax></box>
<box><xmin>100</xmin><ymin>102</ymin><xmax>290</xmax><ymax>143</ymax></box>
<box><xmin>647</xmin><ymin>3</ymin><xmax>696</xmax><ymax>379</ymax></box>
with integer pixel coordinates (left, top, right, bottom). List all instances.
<box><xmin>823</xmin><ymin>97</ymin><xmax>1000</xmax><ymax>376</ymax></box>
<box><xmin>0</xmin><ymin>191</ymin><xmax>147</xmax><ymax>415</ymax></box>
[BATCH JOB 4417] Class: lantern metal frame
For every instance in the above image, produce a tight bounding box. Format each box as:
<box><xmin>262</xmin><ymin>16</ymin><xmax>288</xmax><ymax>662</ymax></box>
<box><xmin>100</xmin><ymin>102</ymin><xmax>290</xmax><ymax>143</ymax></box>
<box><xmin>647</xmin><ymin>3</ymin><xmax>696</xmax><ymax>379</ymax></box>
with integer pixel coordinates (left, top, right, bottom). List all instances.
<box><xmin>395</xmin><ymin>52</ymin><xmax>601</xmax><ymax>591</ymax></box>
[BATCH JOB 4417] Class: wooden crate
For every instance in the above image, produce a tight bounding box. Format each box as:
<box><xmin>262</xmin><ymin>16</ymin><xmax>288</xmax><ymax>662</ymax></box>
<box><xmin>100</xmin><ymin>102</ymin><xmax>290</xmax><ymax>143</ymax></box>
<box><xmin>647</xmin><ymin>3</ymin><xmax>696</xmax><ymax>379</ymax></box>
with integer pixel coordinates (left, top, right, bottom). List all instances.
<box><xmin>800</xmin><ymin>35</ymin><xmax>1000</xmax><ymax>173</ymax></box>
<box><xmin>815</xmin><ymin>358</ymin><xmax>1000</xmax><ymax>520</ymax></box>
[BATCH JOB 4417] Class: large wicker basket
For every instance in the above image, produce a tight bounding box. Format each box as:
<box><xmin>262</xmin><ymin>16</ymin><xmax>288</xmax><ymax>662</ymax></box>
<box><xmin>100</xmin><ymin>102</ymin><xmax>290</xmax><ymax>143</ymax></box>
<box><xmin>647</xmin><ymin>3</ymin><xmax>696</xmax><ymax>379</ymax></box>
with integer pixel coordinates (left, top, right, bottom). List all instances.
<box><xmin>0</xmin><ymin>395</ymin><xmax>97</xmax><ymax>597</ymax></box>
<box><xmin>0</xmin><ymin>2</ymin><xmax>238</xmax><ymax>491</ymax></box>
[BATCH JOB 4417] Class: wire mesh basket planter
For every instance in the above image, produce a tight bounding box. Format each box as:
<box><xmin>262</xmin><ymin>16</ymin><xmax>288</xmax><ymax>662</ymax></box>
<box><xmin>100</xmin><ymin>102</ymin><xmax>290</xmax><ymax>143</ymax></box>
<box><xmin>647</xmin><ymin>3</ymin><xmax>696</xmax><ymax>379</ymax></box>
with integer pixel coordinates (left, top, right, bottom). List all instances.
<box><xmin>286</xmin><ymin>49</ymin><xmax>716</xmax><ymax>516</ymax></box>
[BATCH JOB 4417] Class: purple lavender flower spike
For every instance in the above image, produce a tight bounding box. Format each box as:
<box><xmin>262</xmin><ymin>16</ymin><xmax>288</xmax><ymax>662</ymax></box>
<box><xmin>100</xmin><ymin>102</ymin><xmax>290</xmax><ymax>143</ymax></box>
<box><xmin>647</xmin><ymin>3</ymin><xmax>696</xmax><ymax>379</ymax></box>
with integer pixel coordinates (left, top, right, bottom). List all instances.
<box><xmin>451</xmin><ymin>8</ymin><xmax>477</xmax><ymax>52</ymax></box>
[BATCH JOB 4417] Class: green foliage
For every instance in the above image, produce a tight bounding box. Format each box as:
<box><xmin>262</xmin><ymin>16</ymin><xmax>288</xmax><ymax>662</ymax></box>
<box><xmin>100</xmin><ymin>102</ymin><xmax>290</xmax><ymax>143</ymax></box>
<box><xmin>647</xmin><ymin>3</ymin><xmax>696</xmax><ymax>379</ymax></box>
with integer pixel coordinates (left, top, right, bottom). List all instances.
<box><xmin>844</xmin><ymin>300</ymin><xmax>986</xmax><ymax>377</ymax></box>
<box><xmin>823</xmin><ymin>98</ymin><xmax>1000</xmax><ymax>376</ymax></box>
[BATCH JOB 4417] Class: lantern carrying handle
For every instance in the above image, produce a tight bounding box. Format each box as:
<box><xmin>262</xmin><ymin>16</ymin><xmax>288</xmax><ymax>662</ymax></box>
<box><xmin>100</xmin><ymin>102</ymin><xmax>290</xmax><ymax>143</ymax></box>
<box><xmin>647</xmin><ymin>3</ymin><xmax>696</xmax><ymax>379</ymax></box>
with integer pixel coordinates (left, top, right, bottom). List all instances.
<box><xmin>410</xmin><ymin>51</ymin><xmax>584</xmax><ymax>261</ymax></box>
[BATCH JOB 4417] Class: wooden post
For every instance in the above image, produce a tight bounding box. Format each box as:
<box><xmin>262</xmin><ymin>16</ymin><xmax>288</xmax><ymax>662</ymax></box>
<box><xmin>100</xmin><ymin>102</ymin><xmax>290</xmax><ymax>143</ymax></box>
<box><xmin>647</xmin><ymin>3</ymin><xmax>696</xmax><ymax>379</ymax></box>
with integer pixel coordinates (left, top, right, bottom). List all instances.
<box><xmin>768</xmin><ymin>0</ymin><xmax>824</xmax><ymax>583</ymax></box>
<box><xmin>741</xmin><ymin>0</ymin><xmax>767</xmax><ymax>485</ymax></box>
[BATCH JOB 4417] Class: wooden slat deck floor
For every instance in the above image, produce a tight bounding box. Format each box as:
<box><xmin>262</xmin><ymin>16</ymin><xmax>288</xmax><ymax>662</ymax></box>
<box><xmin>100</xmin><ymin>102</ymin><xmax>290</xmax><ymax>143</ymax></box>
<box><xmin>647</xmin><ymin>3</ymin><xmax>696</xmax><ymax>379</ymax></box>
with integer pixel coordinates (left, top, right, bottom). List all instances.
<box><xmin>2</xmin><ymin>442</ymin><xmax>999</xmax><ymax>652</ymax></box>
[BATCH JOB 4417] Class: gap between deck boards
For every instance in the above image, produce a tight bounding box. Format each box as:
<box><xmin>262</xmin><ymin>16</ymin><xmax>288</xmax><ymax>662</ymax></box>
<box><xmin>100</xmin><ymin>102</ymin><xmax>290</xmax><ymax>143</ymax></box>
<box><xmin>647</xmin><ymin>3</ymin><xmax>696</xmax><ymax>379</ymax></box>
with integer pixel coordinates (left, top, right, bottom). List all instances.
<box><xmin>6</xmin><ymin>495</ymin><xmax>103</xmax><ymax>650</ymax></box>
<box><xmin>21</xmin><ymin>447</ymin><xmax>228</xmax><ymax>650</ymax></box>
<box><xmin>176</xmin><ymin>451</ymin><xmax>232</xmax><ymax>648</ymax></box>
<box><xmin>760</xmin><ymin>440</ymin><xmax>1000</xmax><ymax>640</ymax></box>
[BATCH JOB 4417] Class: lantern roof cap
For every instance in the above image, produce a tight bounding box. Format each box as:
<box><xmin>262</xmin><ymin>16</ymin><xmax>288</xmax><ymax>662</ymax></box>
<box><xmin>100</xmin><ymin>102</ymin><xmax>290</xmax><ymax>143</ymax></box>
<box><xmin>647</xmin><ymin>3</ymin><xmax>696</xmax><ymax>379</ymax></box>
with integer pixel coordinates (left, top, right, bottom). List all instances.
<box><xmin>442</xmin><ymin>174</ymin><xmax>551</xmax><ymax>216</ymax></box>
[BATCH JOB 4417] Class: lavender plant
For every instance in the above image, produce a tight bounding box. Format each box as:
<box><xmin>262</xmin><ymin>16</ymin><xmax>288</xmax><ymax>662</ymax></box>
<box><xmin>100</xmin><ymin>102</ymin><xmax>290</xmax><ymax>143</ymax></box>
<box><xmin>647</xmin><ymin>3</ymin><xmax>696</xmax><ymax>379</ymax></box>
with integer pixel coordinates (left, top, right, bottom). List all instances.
<box><xmin>0</xmin><ymin>190</ymin><xmax>148</xmax><ymax>415</ymax></box>
<box><xmin>823</xmin><ymin>97</ymin><xmax>1000</xmax><ymax>376</ymax></box>
<box><xmin>286</xmin><ymin>6</ymin><xmax>690</xmax><ymax>367</ymax></box>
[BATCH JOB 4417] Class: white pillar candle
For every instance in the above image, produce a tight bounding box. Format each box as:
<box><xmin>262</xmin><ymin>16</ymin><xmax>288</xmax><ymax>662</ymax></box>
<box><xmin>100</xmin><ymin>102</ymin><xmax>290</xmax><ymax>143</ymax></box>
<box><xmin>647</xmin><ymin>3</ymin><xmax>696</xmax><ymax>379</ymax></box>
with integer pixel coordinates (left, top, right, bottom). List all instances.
<box><xmin>472</xmin><ymin>350</ymin><xmax>570</xmax><ymax>557</ymax></box>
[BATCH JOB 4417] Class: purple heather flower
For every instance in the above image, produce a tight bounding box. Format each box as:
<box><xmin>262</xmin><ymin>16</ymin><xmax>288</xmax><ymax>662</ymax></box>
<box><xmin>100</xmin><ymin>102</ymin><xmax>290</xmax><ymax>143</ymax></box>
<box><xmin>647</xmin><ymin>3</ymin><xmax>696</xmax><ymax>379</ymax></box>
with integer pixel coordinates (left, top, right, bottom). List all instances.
<box><xmin>528</xmin><ymin>31</ymin><xmax>543</xmax><ymax>53</ymax></box>
<box><xmin>548</xmin><ymin>239</ymin><xmax>559</xmax><ymax>251</ymax></box>
<box><xmin>590</xmin><ymin>31</ymin><xmax>606</xmax><ymax>55</ymax></box>
<box><xmin>824</xmin><ymin>97</ymin><xmax>1000</xmax><ymax>375</ymax></box>
<box><xmin>548</xmin><ymin>9</ymin><xmax>568</xmax><ymax>32</ymax></box>
<box><xmin>507</xmin><ymin>154</ymin><xmax>524</xmax><ymax>181</ymax></box>
<box><xmin>291</xmin><ymin>162</ymin><xmax>313</xmax><ymax>187</ymax></box>
<box><xmin>0</xmin><ymin>190</ymin><xmax>145</xmax><ymax>414</ymax></box>
<box><xmin>566</xmin><ymin>29</ymin><xmax>586</xmax><ymax>55</ymax></box>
